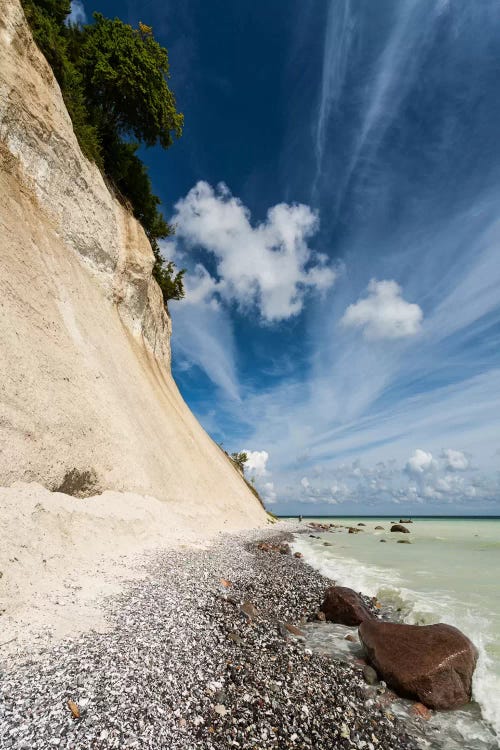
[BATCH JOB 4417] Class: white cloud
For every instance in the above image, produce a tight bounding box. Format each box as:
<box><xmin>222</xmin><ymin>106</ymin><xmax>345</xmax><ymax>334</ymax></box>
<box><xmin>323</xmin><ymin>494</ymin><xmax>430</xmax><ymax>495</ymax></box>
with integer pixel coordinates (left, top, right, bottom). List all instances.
<box><xmin>341</xmin><ymin>279</ymin><xmax>423</xmax><ymax>340</ymax></box>
<box><xmin>262</xmin><ymin>449</ymin><xmax>498</xmax><ymax>510</ymax></box>
<box><xmin>262</xmin><ymin>482</ymin><xmax>277</xmax><ymax>504</ymax></box>
<box><xmin>442</xmin><ymin>448</ymin><xmax>469</xmax><ymax>471</ymax></box>
<box><xmin>203</xmin><ymin>10</ymin><xmax>500</xmax><ymax>516</ymax></box>
<box><xmin>242</xmin><ymin>449</ymin><xmax>269</xmax><ymax>477</ymax></box>
<box><xmin>401</xmin><ymin>448</ymin><xmax>472</xmax><ymax>502</ymax></box>
<box><xmin>240</xmin><ymin>451</ymin><xmax>276</xmax><ymax>504</ymax></box>
<box><xmin>66</xmin><ymin>0</ymin><xmax>87</xmax><ymax>25</ymax></box>
<box><xmin>166</xmin><ymin>148</ymin><xmax>500</xmax><ymax>514</ymax></box>
<box><xmin>405</xmin><ymin>448</ymin><xmax>436</xmax><ymax>475</ymax></box>
<box><xmin>170</xmin><ymin>295</ymin><xmax>241</xmax><ymax>400</ymax></box>
<box><xmin>182</xmin><ymin>264</ymin><xmax>221</xmax><ymax>307</ymax></box>
<box><xmin>169</xmin><ymin>181</ymin><xmax>336</xmax><ymax>321</ymax></box>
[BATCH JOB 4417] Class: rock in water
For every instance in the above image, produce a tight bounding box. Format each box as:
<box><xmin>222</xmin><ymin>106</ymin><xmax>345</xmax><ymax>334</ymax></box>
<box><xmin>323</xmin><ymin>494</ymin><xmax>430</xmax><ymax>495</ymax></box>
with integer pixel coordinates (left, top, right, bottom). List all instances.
<box><xmin>358</xmin><ymin>620</ymin><xmax>478</xmax><ymax>709</ymax></box>
<box><xmin>320</xmin><ymin>586</ymin><xmax>373</xmax><ymax>626</ymax></box>
<box><xmin>390</xmin><ymin>524</ymin><xmax>410</xmax><ymax>533</ymax></box>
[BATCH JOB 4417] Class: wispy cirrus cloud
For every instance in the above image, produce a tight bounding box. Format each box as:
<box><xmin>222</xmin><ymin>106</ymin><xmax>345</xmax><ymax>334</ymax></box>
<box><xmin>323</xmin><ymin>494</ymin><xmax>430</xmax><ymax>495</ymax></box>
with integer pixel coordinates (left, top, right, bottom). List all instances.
<box><xmin>169</xmin><ymin>286</ymin><xmax>241</xmax><ymax>401</ymax></box>
<box><xmin>169</xmin><ymin>184</ymin><xmax>500</xmax><ymax>508</ymax></box>
<box><xmin>165</xmin><ymin>0</ymin><xmax>500</xmax><ymax>514</ymax></box>
<box><xmin>315</xmin><ymin>0</ymin><xmax>354</xmax><ymax>168</ymax></box>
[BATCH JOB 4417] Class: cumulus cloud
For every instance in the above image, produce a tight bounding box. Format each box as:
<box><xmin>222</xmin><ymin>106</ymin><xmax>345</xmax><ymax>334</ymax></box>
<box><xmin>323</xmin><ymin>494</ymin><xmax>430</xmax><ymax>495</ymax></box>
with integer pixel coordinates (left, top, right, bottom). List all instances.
<box><xmin>239</xmin><ymin>450</ymin><xmax>277</xmax><ymax>504</ymax></box>
<box><xmin>169</xmin><ymin>181</ymin><xmax>336</xmax><ymax>321</ymax></box>
<box><xmin>243</xmin><ymin>450</ymin><xmax>269</xmax><ymax>477</ymax></box>
<box><xmin>277</xmin><ymin>449</ymin><xmax>497</xmax><ymax>510</ymax></box>
<box><xmin>442</xmin><ymin>448</ymin><xmax>469</xmax><ymax>471</ymax></box>
<box><xmin>341</xmin><ymin>279</ymin><xmax>423</xmax><ymax>340</ymax></box>
<box><xmin>401</xmin><ymin>448</ymin><xmax>483</xmax><ymax>503</ymax></box>
<box><xmin>405</xmin><ymin>448</ymin><xmax>437</xmax><ymax>475</ymax></box>
<box><xmin>66</xmin><ymin>0</ymin><xmax>87</xmax><ymax>25</ymax></box>
<box><xmin>262</xmin><ymin>482</ymin><xmax>277</xmax><ymax>504</ymax></box>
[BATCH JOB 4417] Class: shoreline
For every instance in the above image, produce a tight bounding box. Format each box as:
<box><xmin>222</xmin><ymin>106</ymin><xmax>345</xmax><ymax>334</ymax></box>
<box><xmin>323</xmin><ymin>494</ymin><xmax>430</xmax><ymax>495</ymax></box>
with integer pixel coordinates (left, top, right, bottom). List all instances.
<box><xmin>293</xmin><ymin>521</ymin><xmax>499</xmax><ymax>750</ymax></box>
<box><xmin>0</xmin><ymin>523</ymin><xmax>419</xmax><ymax>750</ymax></box>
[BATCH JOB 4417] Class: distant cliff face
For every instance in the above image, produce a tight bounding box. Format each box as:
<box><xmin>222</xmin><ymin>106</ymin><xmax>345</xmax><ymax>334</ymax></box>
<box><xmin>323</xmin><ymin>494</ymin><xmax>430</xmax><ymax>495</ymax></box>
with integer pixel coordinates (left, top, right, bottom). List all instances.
<box><xmin>0</xmin><ymin>0</ymin><xmax>266</xmax><ymax>528</ymax></box>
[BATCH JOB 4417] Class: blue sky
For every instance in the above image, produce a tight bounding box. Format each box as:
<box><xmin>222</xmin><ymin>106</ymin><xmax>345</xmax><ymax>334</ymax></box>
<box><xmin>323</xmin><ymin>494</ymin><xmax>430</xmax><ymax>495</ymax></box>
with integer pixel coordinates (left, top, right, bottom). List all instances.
<box><xmin>76</xmin><ymin>0</ymin><xmax>500</xmax><ymax>515</ymax></box>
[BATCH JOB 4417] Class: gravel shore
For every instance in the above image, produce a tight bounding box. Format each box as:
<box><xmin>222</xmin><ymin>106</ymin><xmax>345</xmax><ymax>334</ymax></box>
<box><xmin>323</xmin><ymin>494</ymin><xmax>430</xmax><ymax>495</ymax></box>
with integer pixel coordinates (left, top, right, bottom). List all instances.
<box><xmin>0</xmin><ymin>523</ymin><xmax>419</xmax><ymax>750</ymax></box>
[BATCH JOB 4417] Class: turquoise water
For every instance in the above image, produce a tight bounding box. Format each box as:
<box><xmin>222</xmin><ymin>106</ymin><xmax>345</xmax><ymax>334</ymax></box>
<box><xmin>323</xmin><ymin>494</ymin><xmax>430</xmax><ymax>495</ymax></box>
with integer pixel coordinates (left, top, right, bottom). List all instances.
<box><xmin>291</xmin><ymin>518</ymin><xmax>500</xmax><ymax>748</ymax></box>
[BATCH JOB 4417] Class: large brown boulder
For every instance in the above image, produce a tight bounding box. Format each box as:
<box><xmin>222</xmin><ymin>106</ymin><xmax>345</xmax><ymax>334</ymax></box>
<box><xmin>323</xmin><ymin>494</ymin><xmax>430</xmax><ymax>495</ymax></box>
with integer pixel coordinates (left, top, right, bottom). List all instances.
<box><xmin>391</xmin><ymin>524</ymin><xmax>410</xmax><ymax>533</ymax></box>
<box><xmin>320</xmin><ymin>586</ymin><xmax>373</xmax><ymax>626</ymax></box>
<box><xmin>358</xmin><ymin>620</ymin><xmax>478</xmax><ymax>709</ymax></box>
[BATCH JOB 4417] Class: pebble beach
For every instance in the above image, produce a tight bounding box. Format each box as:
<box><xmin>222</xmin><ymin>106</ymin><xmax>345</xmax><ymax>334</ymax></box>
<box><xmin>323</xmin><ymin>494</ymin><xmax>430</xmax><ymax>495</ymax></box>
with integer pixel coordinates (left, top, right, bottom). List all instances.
<box><xmin>0</xmin><ymin>524</ymin><xmax>419</xmax><ymax>750</ymax></box>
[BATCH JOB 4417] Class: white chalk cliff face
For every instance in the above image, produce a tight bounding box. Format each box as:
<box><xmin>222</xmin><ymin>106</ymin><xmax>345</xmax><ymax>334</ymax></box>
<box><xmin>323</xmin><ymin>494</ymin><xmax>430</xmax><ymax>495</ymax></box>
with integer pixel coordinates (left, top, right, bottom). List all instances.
<box><xmin>0</xmin><ymin>0</ymin><xmax>265</xmax><ymax>527</ymax></box>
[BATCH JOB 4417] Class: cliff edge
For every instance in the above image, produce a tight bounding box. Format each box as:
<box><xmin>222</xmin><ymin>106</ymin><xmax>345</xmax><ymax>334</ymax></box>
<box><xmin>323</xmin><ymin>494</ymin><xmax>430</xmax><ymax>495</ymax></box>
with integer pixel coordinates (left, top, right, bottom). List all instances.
<box><xmin>0</xmin><ymin>0</ymin><xmax>268</xmax><ymax>651</ymax></box>
<box><xmin>0</xmin><ymin>0</ymin><xmax>265</xmax><ymax>525</ymax></box>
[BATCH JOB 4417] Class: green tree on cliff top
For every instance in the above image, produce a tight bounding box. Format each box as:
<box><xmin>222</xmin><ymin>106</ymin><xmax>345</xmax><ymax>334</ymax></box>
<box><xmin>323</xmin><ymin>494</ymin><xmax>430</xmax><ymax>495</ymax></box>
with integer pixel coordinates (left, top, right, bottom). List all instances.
<box><xmin>21</xmin><ymin>0</ymin><xmax>185</xmax><ymax>304</ymax></box>
<box><xmin>77</xmin><ymin>15</ymin><xmax>186</xmax><ymax>303</ymax></box>
<box><xmin>78</xmin><ymin>15</ymin><xmax>183</xmax><ymax>149</ymax></box>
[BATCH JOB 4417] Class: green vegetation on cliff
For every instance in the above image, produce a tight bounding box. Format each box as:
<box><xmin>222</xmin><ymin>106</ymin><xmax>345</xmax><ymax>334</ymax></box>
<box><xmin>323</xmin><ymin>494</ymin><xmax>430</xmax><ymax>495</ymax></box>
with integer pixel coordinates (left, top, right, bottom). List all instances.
<box><xmin>230</xmin><ymin>452</ymin><xmax>248</xmax><ymax>472</ymax></box>
<box><xmin>21</xmin><ymin>0</ymin><xmax>185</xmax><ymax>304</ymax></box>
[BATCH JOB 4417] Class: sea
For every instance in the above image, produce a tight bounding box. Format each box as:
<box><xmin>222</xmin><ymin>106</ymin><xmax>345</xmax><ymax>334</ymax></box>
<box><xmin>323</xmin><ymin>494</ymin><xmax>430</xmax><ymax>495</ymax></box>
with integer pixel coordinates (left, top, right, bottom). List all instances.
<box><xmin>289</xmin><ymin>517</ymin><xmax>500</xmax><ymax>749</ymax></box>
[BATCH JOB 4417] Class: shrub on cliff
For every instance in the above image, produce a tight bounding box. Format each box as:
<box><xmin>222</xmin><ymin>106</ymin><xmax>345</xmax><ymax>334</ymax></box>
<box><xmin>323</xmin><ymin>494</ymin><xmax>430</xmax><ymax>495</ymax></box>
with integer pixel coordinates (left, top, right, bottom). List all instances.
<box><xmin>231</xmin><ymin>452</ymin><xmax>248</xmax><ymax>472</ymax></box>
<box><xmin>152</xmin><ymin>256</ymin><xmax>186</xmax><ymax>304</ymax></box>
<box><xmin>20</xmin><ymin>0</ymin><xmax>185</xmax><ymax>304</ymax></box>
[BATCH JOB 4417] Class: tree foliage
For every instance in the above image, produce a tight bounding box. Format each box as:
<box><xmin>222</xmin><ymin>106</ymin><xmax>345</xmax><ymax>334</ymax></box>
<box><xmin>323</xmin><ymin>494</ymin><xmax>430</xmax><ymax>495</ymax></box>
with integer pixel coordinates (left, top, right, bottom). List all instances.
<box><xmin>31</xmin><ymin>0</ymin><xmax>70</xmax><ymax>25</ymax></box>
<box><xmin>153</xmin><ymin>256</ymin><xmax>186</xmax><ymax>305</ymax></box>
<box><xmin>79</xmin><ymin>14</ymin><xmax>183</xmax><ymax>148</ymax></box>
<box><xmin>231</xmin><ymin>452</ymin><xmax>248</xmax><ymax>472</ymax></box>
<box><xmin>20</xmin><ymin>0</ymin><xmax>185</xmax><ymax>304</ymax></box>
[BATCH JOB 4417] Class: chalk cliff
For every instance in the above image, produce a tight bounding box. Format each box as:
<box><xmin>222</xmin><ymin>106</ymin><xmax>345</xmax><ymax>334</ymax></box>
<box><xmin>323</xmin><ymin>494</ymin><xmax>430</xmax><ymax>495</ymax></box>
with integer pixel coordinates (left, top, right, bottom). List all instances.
<box><xmin>0</xmin><ymin>0</ymin><xmax>265</xmax><ymax>529</ymax></box>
